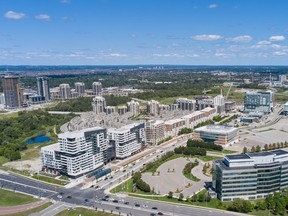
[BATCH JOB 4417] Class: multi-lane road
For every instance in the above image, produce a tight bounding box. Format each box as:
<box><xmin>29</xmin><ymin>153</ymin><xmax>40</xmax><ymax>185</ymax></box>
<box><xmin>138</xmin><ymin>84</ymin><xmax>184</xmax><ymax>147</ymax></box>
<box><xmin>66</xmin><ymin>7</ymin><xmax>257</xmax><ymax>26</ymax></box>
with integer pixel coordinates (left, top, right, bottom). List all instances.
<box><xmin>0</xmin><ymin>137</ymin><xmax>246</xmax><ymax>216</ymax></box>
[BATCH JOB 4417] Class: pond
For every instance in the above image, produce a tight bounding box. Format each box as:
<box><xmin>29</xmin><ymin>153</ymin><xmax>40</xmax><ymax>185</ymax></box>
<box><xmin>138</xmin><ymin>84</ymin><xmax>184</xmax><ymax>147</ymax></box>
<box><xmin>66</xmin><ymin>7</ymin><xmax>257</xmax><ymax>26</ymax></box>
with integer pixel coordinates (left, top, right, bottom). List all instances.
<box><xmin>26</xmin><ymin>135</ymin><xmax>53</xmax><ymax>144</ymax></box>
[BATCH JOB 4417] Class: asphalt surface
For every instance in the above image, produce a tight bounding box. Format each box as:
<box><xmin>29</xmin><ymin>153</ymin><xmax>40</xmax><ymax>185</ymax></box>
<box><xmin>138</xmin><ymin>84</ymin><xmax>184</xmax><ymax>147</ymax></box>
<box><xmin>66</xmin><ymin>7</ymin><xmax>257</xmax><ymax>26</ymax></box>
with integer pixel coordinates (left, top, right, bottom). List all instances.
<box><xmin>0</xmin><ymin>137</ymin><xmax>246</xmax><ymax>216</ymax></box>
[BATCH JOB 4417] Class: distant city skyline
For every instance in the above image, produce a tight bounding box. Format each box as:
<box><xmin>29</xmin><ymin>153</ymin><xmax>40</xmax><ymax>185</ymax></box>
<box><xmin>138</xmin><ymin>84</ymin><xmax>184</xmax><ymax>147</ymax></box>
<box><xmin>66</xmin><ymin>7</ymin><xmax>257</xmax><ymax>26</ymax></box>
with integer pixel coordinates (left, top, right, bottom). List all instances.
<box><xmin>0</xmin><ymin>0</ymin><xmax>288</xmax><ymax>65</ymax></box>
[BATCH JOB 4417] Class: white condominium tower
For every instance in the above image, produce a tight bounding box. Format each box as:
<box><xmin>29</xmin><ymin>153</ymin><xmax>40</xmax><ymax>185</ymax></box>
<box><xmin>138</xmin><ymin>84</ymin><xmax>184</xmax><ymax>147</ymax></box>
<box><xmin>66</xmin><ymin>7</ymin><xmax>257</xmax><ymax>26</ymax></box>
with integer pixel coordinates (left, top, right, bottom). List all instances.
<box><xmin>92</xmin><ymin>82</ymin><xmax>102</xmax><ymax>96</ymax></box>
<box><xmin>108</xmin><ymin>122</ymin><xmax>145</xmax><ymax>159</ymax></box>
<box><xmin>41</xmin><ymin>127</ymin><xmax>108</xmax><ymax>177</ymax></box>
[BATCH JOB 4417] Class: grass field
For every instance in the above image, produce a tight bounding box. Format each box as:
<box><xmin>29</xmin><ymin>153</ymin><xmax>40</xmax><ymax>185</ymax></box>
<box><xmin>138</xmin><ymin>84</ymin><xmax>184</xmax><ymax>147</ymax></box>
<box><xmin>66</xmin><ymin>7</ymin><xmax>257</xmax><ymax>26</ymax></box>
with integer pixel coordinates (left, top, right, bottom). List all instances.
<box><xmin>56</xmin><ymin>207</ymin><xmax>117</xmax><ymax>216</ymax></box>
<box><xmin>0</xmin><ymin>188</ymin><xmax>38</xmax><ymax>206</ymax></box>
<box><xmin>11</xmin><ymin>202</ymin><xmax>52</xmax><ymax>216</ymax></box>
<box><xmin>0</xmin><ymin>112</ymin><xmax>19</xmax><ymax>119</ymax></box>
<box><xmin>32</xmin><ymin>174</ymin><xmax>68</xmax><ymax>186</ymax></box>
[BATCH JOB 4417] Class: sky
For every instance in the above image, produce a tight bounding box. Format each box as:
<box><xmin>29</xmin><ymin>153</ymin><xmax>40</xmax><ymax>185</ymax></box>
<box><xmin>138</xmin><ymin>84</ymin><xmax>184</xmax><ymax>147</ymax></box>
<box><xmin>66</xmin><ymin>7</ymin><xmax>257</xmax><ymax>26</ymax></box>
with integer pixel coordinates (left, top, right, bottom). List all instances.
<box><xmin>0</xmin><ymin>0</ymin><xmax>288</xmax><ymax>65</ymax></box>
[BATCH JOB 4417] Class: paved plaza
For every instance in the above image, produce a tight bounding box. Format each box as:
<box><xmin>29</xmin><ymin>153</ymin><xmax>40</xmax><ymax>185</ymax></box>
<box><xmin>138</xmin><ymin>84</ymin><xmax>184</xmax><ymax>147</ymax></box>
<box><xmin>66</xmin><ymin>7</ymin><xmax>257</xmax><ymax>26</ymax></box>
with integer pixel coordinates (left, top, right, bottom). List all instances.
<box><xmin>142</xmin><ymin>157</ymin><xmax>211</xmax><ymax>197</ymax></box>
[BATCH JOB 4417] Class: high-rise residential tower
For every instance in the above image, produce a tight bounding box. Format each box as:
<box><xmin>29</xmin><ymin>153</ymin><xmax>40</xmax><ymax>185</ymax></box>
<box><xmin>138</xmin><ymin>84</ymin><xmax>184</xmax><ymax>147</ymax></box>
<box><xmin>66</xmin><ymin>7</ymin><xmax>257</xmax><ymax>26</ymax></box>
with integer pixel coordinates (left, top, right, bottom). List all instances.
<box><xmin>75</xmin><ymin>82</ymin><xmax>85</xmax><ymax>97</ymax></box>
<box><xmin>37</xmin><ymin>77</ymin><xmax>50</xmax><ymax>101</ymax></box>
<box><xmin>92</xmin><ymin>82</ymin><xmax>102</xmax><ymax>96</ymax></box>
<box><xmin>59</xmin><ymin>84</ymin><xmax>71</xmax><ymax>99</ymax></box>
<box><xmin>2</xmin><ymin>76</ymin><xmax>23</xmax><ymax>108</ymax></box>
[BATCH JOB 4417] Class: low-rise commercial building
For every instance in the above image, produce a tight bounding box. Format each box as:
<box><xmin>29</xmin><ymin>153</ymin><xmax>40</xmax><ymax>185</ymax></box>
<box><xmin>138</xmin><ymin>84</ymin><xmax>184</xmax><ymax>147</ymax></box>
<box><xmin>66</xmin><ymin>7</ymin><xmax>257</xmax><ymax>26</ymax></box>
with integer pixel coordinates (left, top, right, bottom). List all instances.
<box><xmin>194</xmin><ymin>124</ymin><xmax>238</xmax><ymax>146</ymax></box>
<box><xmin>213</xmin><ymin>150</ymin><xmax>288</xmax><ymax>201</ymax></box>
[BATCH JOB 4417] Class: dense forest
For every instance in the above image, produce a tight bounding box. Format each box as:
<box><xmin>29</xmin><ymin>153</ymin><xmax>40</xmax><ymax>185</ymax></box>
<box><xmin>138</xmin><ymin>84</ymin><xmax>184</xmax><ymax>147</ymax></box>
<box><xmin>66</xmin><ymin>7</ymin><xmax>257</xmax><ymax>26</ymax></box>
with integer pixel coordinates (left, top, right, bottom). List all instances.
<box><xmin>0</xmin><ymin>110</ymin><xmax>75</xmax><ymax>161</ymax></box>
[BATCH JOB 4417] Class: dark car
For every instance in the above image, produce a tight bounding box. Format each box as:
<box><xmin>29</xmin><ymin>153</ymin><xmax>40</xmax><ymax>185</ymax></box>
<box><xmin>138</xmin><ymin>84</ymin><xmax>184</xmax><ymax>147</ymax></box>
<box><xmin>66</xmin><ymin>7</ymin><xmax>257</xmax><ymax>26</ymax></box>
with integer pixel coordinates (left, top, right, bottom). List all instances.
<box><xmin>67</xmin><ymin>195</ymin><xmax>72</xmax><ymax>199</ymax></box>
<box><xmin>158</xmin><ymin>212</ymin><xmax>164</xmax><ymax>215</ymax></box>
<box><xmin>124</xmin><ymin>201</ymin><xmax>129</xmax><ymax>205</ymax></box>
<box><xmin>115</xmin><ymin>206</ymin><xmax>121</xmax><ymax>210</ymax></box>
<box><xmin>85</xmin><ymin>198</ymin><xmax>89</xmax><ymax>202</ymax></box>
<box><xmin>150</xmin><ymin>214</ymin><xmax>156</xmax><ymax>216</ymax></box>
<box><xmin>110</xmin><ymin>176</ymin><xmax>113</xmax><ymax>179</ymax></box>
<box><xmin>113</xmin><ymin>199</ymin><xmax>119</xmax><ymax>203</ymax></box>
<box><xmin>95</xmin><ymin>185</ymin><xmax>99</xmax><ymax>189</ymax></box>
<box><xmin>102</xmin><ymin>198</ymin><xmax>108</xmax><ymax>201</ymax></box>
<box><xmin>135</xmin><ymin>203</ymin><xmax>140</xmax><ymax>207</ymax></box>
<box><xmin>152</xmin><ymin>207</ymin><xmax>158</xmax><ymax>210</ymax></box>
<box><xmin>104</xmin><ymin>195</ymin><xmax>110</xmax><ymax>199</ymax></box>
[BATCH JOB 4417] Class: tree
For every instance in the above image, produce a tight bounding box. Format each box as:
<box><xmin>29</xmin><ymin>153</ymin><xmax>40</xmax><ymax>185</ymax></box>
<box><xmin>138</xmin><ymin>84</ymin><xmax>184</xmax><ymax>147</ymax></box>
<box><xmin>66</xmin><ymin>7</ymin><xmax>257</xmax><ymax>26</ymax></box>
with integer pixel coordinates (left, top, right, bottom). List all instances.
<box><xmin>197</xmin><ymin>193</ymin><xmax>205</xmax><ymax>202</ymax></box>
<box><xmin>227</xmin><ymin>199</ymin><xmax>254</xmax><ymax>213</ymax></box>
<box><xmin>255</xmin><ymin>145</ymin><xmax>261</xmax><ymax>152</ymax></box>
<box><xmin>242</xmin><ymin>147</ymin><xmax>248</xmax><ymax>154</ymax></box>
<box><xmin>251</xmin><ymin>146</ymin><xmax>256</xmax><ymax>153</ymax></box>
<box><xmin>167</xmin><ymin>191</ymin><xmax>173</xmax><ymax>199</ymax></box>
<box><xmin>178</xmin><ymin>193</ymin><xmax>184</xmax><ymax>201</ymax></box>
<box><xmin>264</xmin><ymin>144</ymin><xmax>269</xmax><ymax>151</ymax></box>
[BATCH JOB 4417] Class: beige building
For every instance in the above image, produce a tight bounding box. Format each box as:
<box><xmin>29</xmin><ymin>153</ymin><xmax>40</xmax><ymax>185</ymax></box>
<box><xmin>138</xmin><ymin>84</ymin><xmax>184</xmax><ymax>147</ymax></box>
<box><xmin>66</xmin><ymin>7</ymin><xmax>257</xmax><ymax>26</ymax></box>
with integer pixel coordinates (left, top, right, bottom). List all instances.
<box><xmin>145</xmin><ymin>120</ymin><xmax>165</xmax><ymax>145</ymax></box>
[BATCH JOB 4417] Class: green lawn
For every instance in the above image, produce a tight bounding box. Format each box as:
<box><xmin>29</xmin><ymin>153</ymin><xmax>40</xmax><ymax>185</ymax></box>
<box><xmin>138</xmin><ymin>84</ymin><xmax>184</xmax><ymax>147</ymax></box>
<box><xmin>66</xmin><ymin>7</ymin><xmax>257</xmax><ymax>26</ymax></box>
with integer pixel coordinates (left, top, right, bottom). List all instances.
<box><xmin>32</xmin><ymin>174</ymin><xmax>68</xmax><ymax>186</ymax></box>
<box><xmin>195</xmin><ymin>155</ymin><xmax>223</xmax><ymax>162</ymax></box>
<box><xmin>10</xmin><ymin>202</ymin><xmax>52</xmax><ymax>216</ymax></box>
<box><xmin>0</xmin><ymin>188</ymin><xmax>38</xmax><ymax>206</ymax></box>
<box><xmin>110</xmin><ymin>178</ymin><xmax>133</xmax><ymax>193</ymax></box>
<box><xmin>56</xmin><ymin>207</ymin><xmax>117</xmax><ymax>216</ymax></box>
<box><xmin>111</xmin><ymin>178</ymin><xmax>156</xmax><ymax>195</ymax></box>
<box><xmin>130</xmin><ymin>193</ymin><xmax>223</xmax><ymax>209</ymax></box>
<box><xmin>0</xmin><ymin>112</ymin><xmax>19</xmax><ymax>119</ymax></box>
<box><xmin>0</xmin><ymin>156</ymin><xmax>8</xmax><ymax>166</ymax></box>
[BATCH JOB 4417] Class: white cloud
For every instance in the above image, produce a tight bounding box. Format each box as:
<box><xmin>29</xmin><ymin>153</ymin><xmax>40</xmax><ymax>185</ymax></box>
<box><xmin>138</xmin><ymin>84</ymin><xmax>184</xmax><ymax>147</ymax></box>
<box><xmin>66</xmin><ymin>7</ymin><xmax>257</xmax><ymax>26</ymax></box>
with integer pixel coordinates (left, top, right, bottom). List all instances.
<box><xmin>109</xmin><ymin>53</ymin><xmax>127</xmax><ymax>57</ymax></box>
<box><xmin>191</xmin><ymin>34</ymin><xmax>222</xmax><ymax>41</ymax></box>
<box><xmin>208</xmin><ymin>4</ymin><xmax>217</xmax><ymax>8</ymax></box>
<box><xmin>227</xmin><ymin>35</ymin><xmax>253</xmax><ymax>42</ymax></box>
<box><xmin>35</xmin><ymin>14</ymin><xmax>50</xmax><ymax>21</ymax></box>
<box><xmin>269</xmin><ymin>35</ymin><xmax>285</xmax><ymax>41</ymax></box>
<box><xmin>257</xmin><ymin>40</ymin><xmax>271</xmax><ymax>45</ymax></box>
<box><xmin>273</xmin><ymin>51</ymin><xmax>287</xmax><ymax>56</ymax></box>
<box><xmin>4</xmin><ymin>11</ymin><xmax>26</xmax><ymax>20</ymax></box>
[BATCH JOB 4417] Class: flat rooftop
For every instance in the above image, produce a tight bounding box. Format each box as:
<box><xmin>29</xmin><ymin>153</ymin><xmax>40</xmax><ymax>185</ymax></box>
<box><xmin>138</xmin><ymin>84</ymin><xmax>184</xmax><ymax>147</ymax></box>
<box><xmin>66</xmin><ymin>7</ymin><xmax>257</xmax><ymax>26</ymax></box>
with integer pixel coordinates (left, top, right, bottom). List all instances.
<box><xmin>194</xmin><ymin>124</ymin><xmax>237</xmax><ymax>134</ymax></box>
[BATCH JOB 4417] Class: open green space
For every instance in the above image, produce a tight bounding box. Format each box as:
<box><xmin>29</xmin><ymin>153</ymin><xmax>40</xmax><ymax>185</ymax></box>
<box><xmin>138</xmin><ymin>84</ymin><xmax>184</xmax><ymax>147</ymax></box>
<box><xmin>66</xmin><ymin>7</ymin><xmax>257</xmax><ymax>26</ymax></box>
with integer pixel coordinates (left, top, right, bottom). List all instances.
<box><xmin>55</xmin><ymin>207</ymin><xmax>117</xmax><ymax>216</ymax></box>
<box><xmin>0</xmin><ymin>188</ymin><xmax>38</xmax><ymax>206</ymax></box>
<box><xmin>0</xmin><ymin>110</ymin><xmax>76</xmax><ymax>162</ymax></box>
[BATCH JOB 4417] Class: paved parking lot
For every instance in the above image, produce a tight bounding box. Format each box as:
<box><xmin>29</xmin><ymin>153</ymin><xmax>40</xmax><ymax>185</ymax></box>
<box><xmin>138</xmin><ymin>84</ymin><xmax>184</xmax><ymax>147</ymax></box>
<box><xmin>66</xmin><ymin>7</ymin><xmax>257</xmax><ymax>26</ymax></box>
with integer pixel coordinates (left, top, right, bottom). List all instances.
<box><xmin>142</xmin><ymin>158</ymin><xmax>210</xmax><ymax>197</ymax></box>
<box><xmin>236</xmin><ymin>117</ymin><xmax>288</xmax><ymax>149</ymax></box>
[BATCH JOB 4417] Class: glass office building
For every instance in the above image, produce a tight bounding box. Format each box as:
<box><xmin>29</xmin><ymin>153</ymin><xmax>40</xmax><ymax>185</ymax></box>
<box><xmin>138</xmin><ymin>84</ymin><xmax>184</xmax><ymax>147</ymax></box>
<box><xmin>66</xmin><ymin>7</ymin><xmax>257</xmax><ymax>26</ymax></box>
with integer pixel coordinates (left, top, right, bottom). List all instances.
<box><xmin>213</xmin><ymin>150</ymin><xmax>288</xmax><ymax>201</ymax></box>
<box><xmin>194</xmin><ymin>124</ymin><xmax>238</xmax><ymax>145</ymax></box>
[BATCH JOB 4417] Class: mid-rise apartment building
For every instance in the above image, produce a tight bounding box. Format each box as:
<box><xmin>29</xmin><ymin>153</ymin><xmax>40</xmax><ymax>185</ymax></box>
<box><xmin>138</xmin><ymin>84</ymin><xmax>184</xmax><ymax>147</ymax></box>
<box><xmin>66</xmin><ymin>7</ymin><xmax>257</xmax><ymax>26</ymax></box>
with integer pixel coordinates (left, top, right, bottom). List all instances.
<box><xmin>213</xmin><ymin>150</ymin><xmax>288</xmax><ymax>201</ymax></box>
<box><xmin>145</xmin><ymin>120</ymin><xmax>165</xmax><ymax>145</ymax></box>
<box><xmin>244</xmin><ymin>91</ymin><xmax>273</xmax><ymax>114</ymax></box>
<box><xmin>41</xmin><ymin>127</ymin><xmax>108</xmax><ymax>177</ymax></box>
<box><xmin>146</xmin><ymin>100</ymin><xmax>160</xmax><ymax>116</ymax></box>
<box><xmin>108</xmin><ymin>123</ymin><xmax>145</xmax><ymax>159</ymax></box>
<box><xmin>75</xmin><ymin>82</ymin><xmax>85</xmax><ymax>97</ymax></box>
<box><xmin>176</xmin><ymin>98</ymin><xmax>196</xmax><ymax>111</ymax></box>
